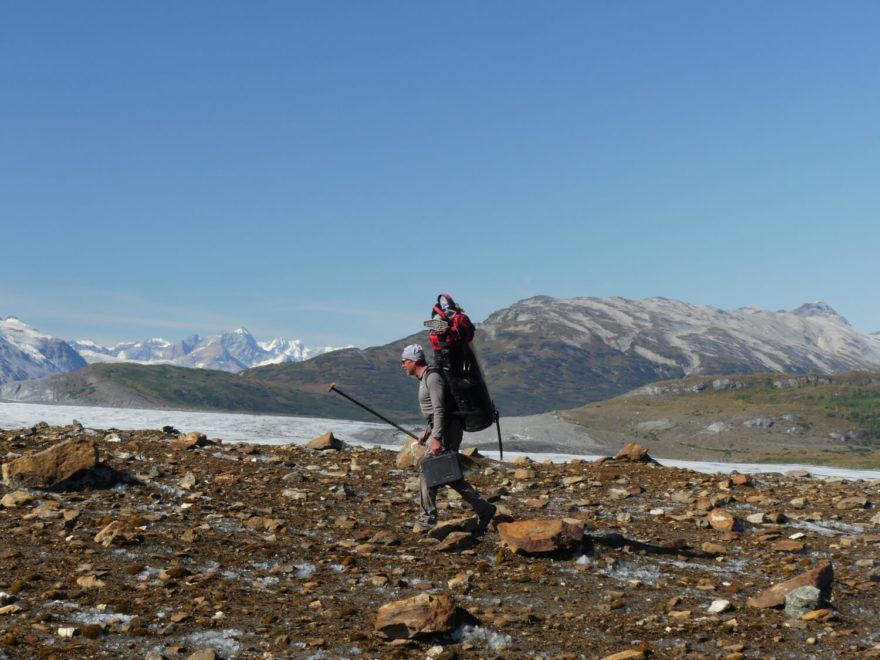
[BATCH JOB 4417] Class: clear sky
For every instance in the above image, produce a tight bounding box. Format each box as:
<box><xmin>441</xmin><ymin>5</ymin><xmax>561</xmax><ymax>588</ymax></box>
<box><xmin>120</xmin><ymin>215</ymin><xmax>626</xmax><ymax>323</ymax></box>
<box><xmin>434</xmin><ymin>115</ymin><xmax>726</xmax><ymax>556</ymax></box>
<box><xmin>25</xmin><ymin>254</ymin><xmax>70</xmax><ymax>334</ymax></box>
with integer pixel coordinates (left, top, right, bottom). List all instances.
<box><xmin>2</xmin><ymin>1</ymin><xmax>879</xmax><ymax>348</ymax></box>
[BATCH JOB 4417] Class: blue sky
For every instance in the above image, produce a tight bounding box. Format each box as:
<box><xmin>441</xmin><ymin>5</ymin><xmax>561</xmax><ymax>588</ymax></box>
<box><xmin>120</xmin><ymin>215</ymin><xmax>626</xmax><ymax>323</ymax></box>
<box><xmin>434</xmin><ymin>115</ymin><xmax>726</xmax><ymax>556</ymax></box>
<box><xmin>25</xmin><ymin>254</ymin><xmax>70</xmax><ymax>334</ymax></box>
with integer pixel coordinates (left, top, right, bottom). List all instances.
<box><xmin>2</xmin><ymin>1</ymin><xmax>878</xmax><ymax>348</ymax></box>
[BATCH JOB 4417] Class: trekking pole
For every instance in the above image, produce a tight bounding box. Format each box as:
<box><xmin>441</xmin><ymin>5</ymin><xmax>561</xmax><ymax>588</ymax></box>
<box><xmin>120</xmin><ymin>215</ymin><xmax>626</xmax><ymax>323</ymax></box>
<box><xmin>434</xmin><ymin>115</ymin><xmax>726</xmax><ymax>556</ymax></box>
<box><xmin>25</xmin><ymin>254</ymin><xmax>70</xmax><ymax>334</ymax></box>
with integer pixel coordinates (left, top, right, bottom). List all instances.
<box><xmin>327</xmin><ymin>383</ymin><xmax>419</xmax><ymax>440</ymax></box>
<box><xmin>494</xmin><ymin>410</ymin><xmax>504</xmax><ymax>461</ymax></box>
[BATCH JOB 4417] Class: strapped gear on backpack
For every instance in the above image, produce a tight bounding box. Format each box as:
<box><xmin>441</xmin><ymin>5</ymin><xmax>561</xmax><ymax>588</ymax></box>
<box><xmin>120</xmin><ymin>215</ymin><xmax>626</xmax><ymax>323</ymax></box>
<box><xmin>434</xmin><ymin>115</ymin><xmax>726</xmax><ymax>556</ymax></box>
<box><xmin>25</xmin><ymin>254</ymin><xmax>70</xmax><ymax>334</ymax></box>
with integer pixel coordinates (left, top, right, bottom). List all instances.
<box><xmin>423</xmin><ymin>293</ymin><xmax>496</xmax><ymax>433</ymax></box>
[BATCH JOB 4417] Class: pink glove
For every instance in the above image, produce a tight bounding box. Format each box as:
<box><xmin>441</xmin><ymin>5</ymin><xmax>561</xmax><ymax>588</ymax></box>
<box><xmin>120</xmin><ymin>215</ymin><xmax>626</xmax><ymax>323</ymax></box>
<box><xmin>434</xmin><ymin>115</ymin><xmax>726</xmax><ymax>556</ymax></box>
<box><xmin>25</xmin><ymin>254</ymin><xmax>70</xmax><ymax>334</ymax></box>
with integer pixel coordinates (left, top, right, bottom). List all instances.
<box><xmin>429</xmin><ymin>438</ymin><xmax>442</xmax><ymax>455</ymax></box>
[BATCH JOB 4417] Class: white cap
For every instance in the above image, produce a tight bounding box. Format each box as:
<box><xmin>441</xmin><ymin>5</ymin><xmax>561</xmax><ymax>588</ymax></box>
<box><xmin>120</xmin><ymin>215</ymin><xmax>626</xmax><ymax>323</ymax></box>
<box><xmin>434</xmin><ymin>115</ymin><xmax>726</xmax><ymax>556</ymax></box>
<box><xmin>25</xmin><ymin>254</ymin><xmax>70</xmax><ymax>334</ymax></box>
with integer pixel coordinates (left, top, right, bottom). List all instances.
<box><xmin>401</xmin><ymin>344</ymin><xmax>426</xmax><ymax>363</ymax></box>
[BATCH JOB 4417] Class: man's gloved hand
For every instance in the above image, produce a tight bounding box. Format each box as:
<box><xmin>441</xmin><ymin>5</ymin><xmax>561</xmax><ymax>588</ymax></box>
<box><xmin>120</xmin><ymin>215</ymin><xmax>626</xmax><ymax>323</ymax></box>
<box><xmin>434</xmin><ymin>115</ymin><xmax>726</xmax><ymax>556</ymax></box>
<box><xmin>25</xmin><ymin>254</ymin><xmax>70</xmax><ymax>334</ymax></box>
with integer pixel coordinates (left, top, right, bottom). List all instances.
<box><xmin>429</xmin><ymin>438</ymin><xmax>442</xmax><ymax>455</ymax></box>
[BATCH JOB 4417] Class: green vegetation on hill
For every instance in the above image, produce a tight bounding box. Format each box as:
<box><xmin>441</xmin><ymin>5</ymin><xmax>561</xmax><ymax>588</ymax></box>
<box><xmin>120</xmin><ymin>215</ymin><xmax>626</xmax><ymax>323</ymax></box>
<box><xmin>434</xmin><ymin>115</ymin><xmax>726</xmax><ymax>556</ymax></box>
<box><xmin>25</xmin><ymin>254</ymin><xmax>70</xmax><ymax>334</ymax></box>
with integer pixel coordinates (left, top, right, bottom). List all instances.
<box><xmin>56</xmin><ymin>363</ymin><xmax>377</xmax><ymax>421</ymax></box>
<box><xmin>562</xmin><ymin>371</ymin><xmax>880</xmax><ymax>467</ymax></box>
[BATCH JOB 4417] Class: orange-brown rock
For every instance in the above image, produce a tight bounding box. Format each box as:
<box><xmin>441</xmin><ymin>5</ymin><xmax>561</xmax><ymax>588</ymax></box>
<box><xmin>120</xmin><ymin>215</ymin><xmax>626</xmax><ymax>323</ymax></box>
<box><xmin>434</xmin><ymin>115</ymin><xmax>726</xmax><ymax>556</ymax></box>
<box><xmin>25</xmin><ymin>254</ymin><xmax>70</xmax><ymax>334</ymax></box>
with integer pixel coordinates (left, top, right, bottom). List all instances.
<box><xmin>94</xmin><ymin>520</ymin><xmax>140</xmax><ymax>547</ymax></box>
<box><xmin>614</xmin><ymin>443</ymin><xmax>650</xmax><ymax>462</ymax></box>
<box><xmin>772</xmin><ymin>539</ymin><xmax>806</xmax><ymax>552</ymax></box>
<box><xmin>497</xmin><ymin>518</ymin><xmax>584</xmax><ymax>554</ymax></box>
<box><xmin>169</xmin><ymin>432</ymin><xmax>211</xmax><ymax>451</ymax></box>
<box><xmin>706</xmin><ymin>508</ymin><xmax>736</xmax><ymax>532</ymax></box>
<box><xmin>747</xmin><ymin>563</ymin><xmax>834</xmax><ymax>608</ymax></box>
<box><xmin>1</xmin><ymin>437</ymin><xmax>98</xmax><ymax>488</ymax></box>
<box><xmin>305</xmin><ymin>432</ymin><xmax>343</xmax><ymax>450</ymax></box>
<box><xmin>374</xmin><ymin>592</ymin><xmax>458</xmax><ymax>639</ymax></box>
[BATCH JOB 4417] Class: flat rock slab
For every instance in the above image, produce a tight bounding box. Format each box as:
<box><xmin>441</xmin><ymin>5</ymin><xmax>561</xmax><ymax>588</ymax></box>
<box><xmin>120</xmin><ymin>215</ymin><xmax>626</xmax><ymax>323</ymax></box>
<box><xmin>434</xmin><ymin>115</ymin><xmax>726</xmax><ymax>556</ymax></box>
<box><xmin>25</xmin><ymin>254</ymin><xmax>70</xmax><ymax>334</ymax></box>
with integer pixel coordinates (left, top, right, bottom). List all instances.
<box><xmin>497</xmin><ymin>518</ymin><xmax>584</xmax><ymax>554</ymax></box>
<box><xmin>2</xmin><ymin>438</ymin><xmax>98</xmax><ymax>488</ymax></box>
<box><xmin>374</xmin><ymin>593</ymin><xmax>457</xmax><ymax>639</ymax></box>
<box><xmin>436</xmin><ymin>531</ymin><xmax>476</xmax><ymax>552</ymax></box>
<box><xmin>747</xmin><ymin>562</ymin><xmax>833</xmax><ymax>608</ymax></box>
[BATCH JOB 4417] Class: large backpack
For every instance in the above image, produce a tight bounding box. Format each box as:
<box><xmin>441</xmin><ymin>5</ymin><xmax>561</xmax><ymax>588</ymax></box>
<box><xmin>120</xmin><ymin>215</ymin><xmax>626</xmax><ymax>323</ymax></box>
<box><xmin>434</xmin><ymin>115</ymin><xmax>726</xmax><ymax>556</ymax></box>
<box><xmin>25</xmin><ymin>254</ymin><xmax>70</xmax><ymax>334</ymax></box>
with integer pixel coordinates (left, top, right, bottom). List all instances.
<box><xmin>424</xmin><ymin>294</ymin><xmax>496</xmax><ymax>433</ymax></box>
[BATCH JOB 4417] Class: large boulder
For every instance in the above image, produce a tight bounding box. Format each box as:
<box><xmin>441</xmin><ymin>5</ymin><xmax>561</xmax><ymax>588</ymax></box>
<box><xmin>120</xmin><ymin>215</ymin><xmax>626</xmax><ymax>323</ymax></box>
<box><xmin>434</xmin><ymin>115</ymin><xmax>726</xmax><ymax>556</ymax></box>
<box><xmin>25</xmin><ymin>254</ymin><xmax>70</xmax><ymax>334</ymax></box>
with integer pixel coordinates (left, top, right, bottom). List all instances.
<box><xmin>170</xmin><ymin>432</ymin><xmax>212</xmax><ymax>451</ymax></box>
<box><xmin>2</xmin><ymin>438</ymin><xmax>98</xmax><ymax>489</ymax></box>
<box><xmin>374</xmin><ymin>593</ymin><xmax>458</xmax><ymax>639</ymax></box>
<box><xmin>305</xmin><ymin>432</ymin><xmax>344</xmax><ymax>451</ymax></box>
<box><xmin>497</xmin><ymin>518</ymin><xmax>584</xmax><ymax>554</ymax></box>
<box><xmin>747</xmin><ymin>563</ymin><xmax>833</xmax><ymax>608</ymax></box>
<box><xmin>614</xmin><ymin>443</ymin><xmax>651</xmax><ymax>462</ymax></box>
<box><xmin>396</xmin><ymin>438</ymin><xmax>426</xmax><ymax>468</ymax></box>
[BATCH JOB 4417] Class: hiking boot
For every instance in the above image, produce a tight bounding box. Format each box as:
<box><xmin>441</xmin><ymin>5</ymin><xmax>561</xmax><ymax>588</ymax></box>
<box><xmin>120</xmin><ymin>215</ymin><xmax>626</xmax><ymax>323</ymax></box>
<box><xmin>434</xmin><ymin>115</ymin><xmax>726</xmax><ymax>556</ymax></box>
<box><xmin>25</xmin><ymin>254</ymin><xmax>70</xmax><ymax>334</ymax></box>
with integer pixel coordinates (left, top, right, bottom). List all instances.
<box><xmin>474</xmin><ymin>504</ymin><xmax>497</xmax><ymax>536</ymax></box>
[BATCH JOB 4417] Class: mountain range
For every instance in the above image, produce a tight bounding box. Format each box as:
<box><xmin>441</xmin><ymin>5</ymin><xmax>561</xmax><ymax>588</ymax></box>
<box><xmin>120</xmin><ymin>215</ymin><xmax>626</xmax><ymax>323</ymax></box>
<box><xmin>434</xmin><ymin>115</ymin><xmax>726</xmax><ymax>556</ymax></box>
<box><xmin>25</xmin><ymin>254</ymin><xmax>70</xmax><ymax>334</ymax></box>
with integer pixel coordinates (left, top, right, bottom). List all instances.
<box><xmin>3</xmin><ymin>296</ymin><xmax>880</xmax><ymax>422</ymax></box>
<box><xmin>0</xmin><ymin>318</ymin><xmax>344</xmax><ymax>385</ymax></box>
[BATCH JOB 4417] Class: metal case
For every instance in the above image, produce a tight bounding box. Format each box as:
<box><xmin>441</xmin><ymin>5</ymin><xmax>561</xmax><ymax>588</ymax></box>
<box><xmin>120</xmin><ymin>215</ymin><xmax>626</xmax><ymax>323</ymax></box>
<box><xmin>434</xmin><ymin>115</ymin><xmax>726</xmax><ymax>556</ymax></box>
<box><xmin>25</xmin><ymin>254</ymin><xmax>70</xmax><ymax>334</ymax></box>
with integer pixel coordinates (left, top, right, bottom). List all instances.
<box><xmin>421</xmin><ymin>452</ymin><xmax>462</xmax><ymax>488</ymax></box>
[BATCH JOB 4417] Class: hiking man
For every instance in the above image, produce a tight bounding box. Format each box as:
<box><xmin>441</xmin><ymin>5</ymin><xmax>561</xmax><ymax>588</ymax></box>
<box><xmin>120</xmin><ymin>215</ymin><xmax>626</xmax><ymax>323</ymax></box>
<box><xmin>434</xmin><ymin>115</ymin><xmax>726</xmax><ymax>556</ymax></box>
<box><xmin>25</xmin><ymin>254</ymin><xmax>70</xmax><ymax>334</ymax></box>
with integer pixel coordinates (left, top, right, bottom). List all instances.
<box><xmin>400</xmin><ymin>343</ymin><xmax>496</xmax><ymax>534</ymax></box>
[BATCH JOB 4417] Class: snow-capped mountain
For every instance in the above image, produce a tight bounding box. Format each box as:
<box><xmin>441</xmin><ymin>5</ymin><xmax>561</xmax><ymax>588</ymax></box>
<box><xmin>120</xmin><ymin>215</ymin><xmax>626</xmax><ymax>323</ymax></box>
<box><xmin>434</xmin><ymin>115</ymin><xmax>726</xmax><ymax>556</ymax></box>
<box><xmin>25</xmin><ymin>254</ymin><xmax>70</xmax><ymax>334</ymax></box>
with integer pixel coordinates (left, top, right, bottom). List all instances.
<box><xmin>481</xmin><ymin>296</ymin><xmax>880</xmax><ymax>376</ymax></box>
<box><xmin>0</xmin><ymin>318</ymin><xmax>347</xmax><ymax>385</ymax></box>
<box><xmin>69</xmin><ymin>328</ymin><xmax>345</xmax><ymax>373</ymax></box>
<box><xmin>0</xmin><ymin>317</ymin><xmax>87</xmax><ymax>384</ymax></box>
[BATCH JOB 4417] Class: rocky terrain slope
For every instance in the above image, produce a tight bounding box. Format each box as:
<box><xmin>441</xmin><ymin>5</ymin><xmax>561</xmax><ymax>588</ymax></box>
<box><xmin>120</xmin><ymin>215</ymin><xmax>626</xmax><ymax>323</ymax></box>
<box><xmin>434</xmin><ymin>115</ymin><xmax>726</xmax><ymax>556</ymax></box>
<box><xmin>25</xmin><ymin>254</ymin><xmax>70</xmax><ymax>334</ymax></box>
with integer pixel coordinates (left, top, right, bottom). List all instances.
<box><xmin>1</xmin><ymin>424</ymin><xmax>880</xmax><ymax>659</ymax></box>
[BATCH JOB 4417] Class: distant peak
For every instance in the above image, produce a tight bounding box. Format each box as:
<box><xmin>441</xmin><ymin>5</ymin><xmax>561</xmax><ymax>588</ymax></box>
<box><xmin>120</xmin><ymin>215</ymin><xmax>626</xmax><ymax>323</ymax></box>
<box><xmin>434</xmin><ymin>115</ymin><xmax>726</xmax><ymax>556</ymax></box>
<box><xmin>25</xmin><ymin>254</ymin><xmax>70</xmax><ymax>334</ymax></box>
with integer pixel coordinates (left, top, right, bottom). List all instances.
<box><xmin>791</xmin><ymin>301</ymin><xmax>843</xmax><ymax>319</ymax></box>
<box><xmin>233</xmin><ymin>328</ymin><xmax>251</xmax><ymax>336</ymax></box>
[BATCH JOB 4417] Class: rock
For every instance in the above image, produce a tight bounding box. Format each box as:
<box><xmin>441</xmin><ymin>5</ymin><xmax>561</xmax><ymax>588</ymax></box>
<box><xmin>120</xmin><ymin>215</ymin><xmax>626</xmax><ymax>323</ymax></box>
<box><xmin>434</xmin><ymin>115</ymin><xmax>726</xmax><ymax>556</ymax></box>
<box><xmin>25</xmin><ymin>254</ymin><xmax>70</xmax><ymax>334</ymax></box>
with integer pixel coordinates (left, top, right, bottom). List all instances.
<box><xmin>437</xmin><ymin>531</ymin><xmax>475</xmax><ymax>552</ymax></box>
<box><xmin>785</xmin><ymin>469</ymin><xmax>811</xmax><ymax>479</ymax></box>
<box><xmin>670</xmin><ymin>490</ymin><xmax>694</xmax><ymax>504</ymax></box>
<box><xmin>1</xmin><ymin>490</ymin><xmax>33</xmax><ymax>508</ymax></box>
<box><xmin>747</xmin><ymin>563</ymin><xmax>833</xmax><ymax>608</ymax></box>
<box><xmin>712</xmin><ymin>379</ymin><xmax>743</xmax><ymax>391</ymax></box>
<box><xmin>187</xmin><ymin>650</ymin><xmax>216</xmax><ymax>660</ymax></box>
<box><xmin>396</xmin><ymin>438</ymin><xmax>426</xmax><ymax>468</ymax></box>
<box><xmin>76</xmin><ymin>575</ymin><xmax>106</xmax><ymax>589</ymax></box>
<box><xmin>746</xmin><ymin>513</ymin><xmax>766</xmax><ymax>525</ymax></box>
<box><xmin>836</xmin><ymin>496</ymin><xmax>867</xmax><ymax>510</ymax></box>
<box><xmin>744</xmin><ymin>418</ymin><xmax>775</xmax><ymax>429</ymax></box>
<box><xmin>706</xmin><ymin>508</ymin><xmax>736</xmax><ymax>532</ymax></box>
<box><xmin>601</xmin><ymin>650</ymin><xmax>646</xmax><ymax>660</ymax></box>
<box><xmin>704</xmin><ymin>422</ymin><xmax>730</xmax><ymax>434</ymax></box>
<box><xmin>374</xmin><ymin>593</ymin><xmax>458</xmax><ymax>639</ymax></box>
<box><xmin>614</xmin><ymin>443</ymin><xmax>651</xmax><ymax>462</ymax></box>
<box><xmin>447</xmin><ymin>573</ymin><xmax>471</xmax><ymax>592</ymax></box>
<box><xmin>785</xmin><ymin>586</ymin><xmax>822</xmax><ymax>619</ymax></box>
<box><xmin>306</xmin><ymin>432</ymin><xmax>343</xmax><ymax>451</ymax></box>
<box><xmin>730</xmin><ymin>474</ymin><xmax>752</xmax><ymax>486</ymax></box>
<box><xmin>170</xmin><ymin>432</ymin><xmax>211</xmax><ymax>451</ymax></box>
<box><xmin>94</xmin><ymin>520</ymin><xmax>140</xmax><ymax>547</ymax></box>
<box><xmin>707</xmin><ymin>599</ymin><xmax>732</xmax><ymax>614</ymax></box>
<box><xmin>179</xmin><ymin>471</ymin><xmax>197</xmax><ymax>490</ymax></box>
<box><xmin>2</xmin><ymin>437</ymin><xmax>98</xmax><ymax>488</ymax></box>
<box><xmin>430</xmin><ymin>517</ymin><xmax>477</xmax><ymax>541</ymax></box>
<box><xmin>702</xmin><ymin>542</ymin><xmax>727</xmax><ymax>554</ymax></box>
<box><xmin>368</xmin><ymin>530</ymin><xmax>399</xmax><ymax>546</ymax></box>
<box><xmin>514</xmin><ymin>468</ymin><xmax>537</xmax><ymax>480</ymax></box>
<box><xmin>496</xmin><ymin>519</ymin><xmax>584</xmax><ymax>554</ymax></box>
<box><xmin>801</xmin><ymin>608</ymin><xmax>834</xmax><ymax>622</ymax></box>
<box><xmin>771</xmin><ymin>540</ymin><xmax>805</xmax><ymax>552</ymax></box>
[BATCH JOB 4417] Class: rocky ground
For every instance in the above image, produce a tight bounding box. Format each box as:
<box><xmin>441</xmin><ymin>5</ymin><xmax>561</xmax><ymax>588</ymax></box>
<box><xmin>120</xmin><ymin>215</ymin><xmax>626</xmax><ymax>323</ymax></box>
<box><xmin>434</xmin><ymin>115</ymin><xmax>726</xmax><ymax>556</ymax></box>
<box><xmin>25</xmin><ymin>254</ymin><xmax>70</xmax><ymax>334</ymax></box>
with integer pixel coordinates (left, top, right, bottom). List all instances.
<box><xmin>1</xmin><ymin>423</ymin><xmax>880</xmax><ymax>659</ymax></box>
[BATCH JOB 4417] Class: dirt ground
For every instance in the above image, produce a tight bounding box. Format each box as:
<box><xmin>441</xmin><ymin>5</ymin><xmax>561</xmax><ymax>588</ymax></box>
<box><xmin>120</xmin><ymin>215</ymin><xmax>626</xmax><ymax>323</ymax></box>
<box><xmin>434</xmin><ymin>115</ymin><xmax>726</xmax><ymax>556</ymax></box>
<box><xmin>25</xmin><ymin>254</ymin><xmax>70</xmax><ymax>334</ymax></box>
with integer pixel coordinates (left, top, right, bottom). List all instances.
<box><xmin>1</xmin><ymin>423</ymin><xmax>880</xmax><ymax>659</ymax></box>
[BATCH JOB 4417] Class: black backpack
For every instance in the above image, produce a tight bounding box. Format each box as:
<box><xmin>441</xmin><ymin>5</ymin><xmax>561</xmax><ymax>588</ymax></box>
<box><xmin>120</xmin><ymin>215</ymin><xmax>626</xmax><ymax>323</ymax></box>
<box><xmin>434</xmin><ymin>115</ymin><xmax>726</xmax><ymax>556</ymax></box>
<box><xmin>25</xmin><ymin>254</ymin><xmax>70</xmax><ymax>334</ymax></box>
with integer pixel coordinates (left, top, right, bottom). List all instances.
<box><xmin>428</xmin><ymin>344</ymin><xmax>496</xmax><ymax>433</ymax></box>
